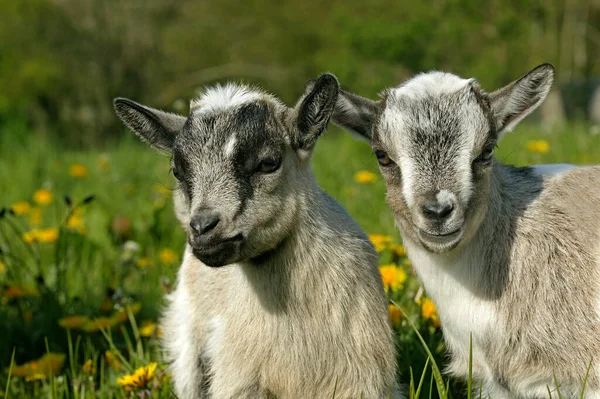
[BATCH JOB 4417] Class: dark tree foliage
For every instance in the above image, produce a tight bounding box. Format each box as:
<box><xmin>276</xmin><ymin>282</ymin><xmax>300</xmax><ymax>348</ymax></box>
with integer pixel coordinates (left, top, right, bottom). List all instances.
<box><xmin>0</xmin><ymin>0</ymin><xmax>598</xmax><ymax>146</ymax></box>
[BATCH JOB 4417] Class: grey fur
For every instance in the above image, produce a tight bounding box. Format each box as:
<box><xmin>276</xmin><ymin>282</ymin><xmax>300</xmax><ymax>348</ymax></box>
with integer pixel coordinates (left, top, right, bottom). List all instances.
<box><xmin>332</xmin><ymin>64</ymin><xmax>600</xmax><ymax>398</ymax></box>
<box><xmin>113</xmin><ymin>74</ymin><xmax>399</xmax><ymax>398</ymax></box>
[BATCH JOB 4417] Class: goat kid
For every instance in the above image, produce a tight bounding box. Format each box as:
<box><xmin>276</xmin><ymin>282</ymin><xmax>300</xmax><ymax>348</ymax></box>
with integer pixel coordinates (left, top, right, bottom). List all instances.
<box><xmin>331</xmin><ymin>64</ymin><xmax>600</xmax><ymax>398</ymax></box>
<box><xmin>114</xmin><ymin>74</ymin><xmax>399</xmax><ymax>399</ymax></box>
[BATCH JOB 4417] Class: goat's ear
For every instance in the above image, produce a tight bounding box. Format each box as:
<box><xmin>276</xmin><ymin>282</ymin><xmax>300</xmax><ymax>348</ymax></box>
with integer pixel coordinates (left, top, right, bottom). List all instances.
<box><xmin>113</xmin><ymin>98</ymin><xmax>187</xmax><ymax>152</ymax></box>
<box><xmin>295</xmin><ymin>73</ymin><xmax>339</xmax><ymax>151</ymax></box>
<box><xmin>489</xmin><ymin>63</ymin><xmax>554</xmax><ymax>137</ymax></box>
<box><xmin>330</xmin><ymin>89</ymin><xmax>380</xmax><ymax>141</ymax></box>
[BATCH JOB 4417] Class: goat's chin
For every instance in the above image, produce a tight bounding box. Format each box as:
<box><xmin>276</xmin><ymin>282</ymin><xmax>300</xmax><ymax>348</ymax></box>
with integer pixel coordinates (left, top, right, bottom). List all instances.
<box><xmin>418</xmin><ymin>237</ymin><xmax>462</xmax><ymax>254</ymax></box>
<box><xmin>415</xmin><ymin>225</ymin><xmax>463</xmax><ymax>253</ymax></box>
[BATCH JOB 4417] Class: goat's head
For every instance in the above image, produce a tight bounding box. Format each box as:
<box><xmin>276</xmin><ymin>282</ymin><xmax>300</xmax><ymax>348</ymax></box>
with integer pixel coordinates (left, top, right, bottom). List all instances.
<box><xmin>114</xmin><ymin>74</ymin><xmax>339</xmax><ymax>266</ymax></box>
<box><xmin>331</xmin><ymin>64</ymin><xmax>554</xmax><ymax>253</ymax></box>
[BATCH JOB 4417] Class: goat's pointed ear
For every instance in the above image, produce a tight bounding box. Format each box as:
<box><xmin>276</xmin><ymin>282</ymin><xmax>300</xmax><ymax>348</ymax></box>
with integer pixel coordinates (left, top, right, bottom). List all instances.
<box><xmin>489</xmin><ymin>63</ymin><xmax>554</xmax><ymax>137</ymax></box>
<box><xmin>295</xmin><ymin>73</ymin><xmax>339</xmax><ymax>151</ymax></box>
<box><xmin>330</xmin><ymin>89</ymin><xmax>380</xmax><ymax>141</ymax></box>
<box><xmin>113</xmin><ymin>98</ymin><xmax>187</xmax><ymax>151</ymax></box>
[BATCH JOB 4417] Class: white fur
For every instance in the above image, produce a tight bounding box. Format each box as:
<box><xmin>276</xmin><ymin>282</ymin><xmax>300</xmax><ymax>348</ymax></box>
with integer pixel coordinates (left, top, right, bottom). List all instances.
<box><xmin>166</xmin><ymin>261</ymin><xmax>199</xmax><ymax>396</ymax></box>
<box><xmin>436</xmin><ymin>189</ymin><xmax>456</xmax><ymax>206</ymax></box>
<box><xmin>405</xmin><ymin>238</ymin><xmax>501</xmax><ymax>383</ymax></box>
<box><xmin>223</xmin><ymin>134</ymin><xmax>237</xmax><ymax>158</ymax></box>
<box><xmin>379</xmin><ymin>109</ymin><xmax>417</xmax><ymax>206</ymax></box>
<box><xmin>190</xmin><ymin>83</ymin><xmax>263</xmax><ymax>114</ymax></box>
<box><xmin>390</xmin><ymin>72</ymin><xmax>473</xmax><ymax>101</ymax></box>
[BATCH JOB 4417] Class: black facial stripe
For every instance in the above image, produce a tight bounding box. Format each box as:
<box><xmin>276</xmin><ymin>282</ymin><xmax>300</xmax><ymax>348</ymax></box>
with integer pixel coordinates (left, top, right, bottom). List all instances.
<box><xmin>229</xmin><ymin>102</ymin><xmax>276</xmax><ymax>217</ymax></box>
<box><xmin>234</xmin><ymin>102</ymin><xmax>269</xmax><ymax>131</ymax></box>
<box><xmin>172</xmin><ymin>148</ymin><xmax>194</xmax><ymax>199</ymax></box>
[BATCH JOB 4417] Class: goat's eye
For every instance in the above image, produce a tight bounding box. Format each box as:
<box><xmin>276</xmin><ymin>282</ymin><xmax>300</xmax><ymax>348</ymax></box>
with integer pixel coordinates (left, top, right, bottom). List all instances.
<box><xmin>257</xmin><ymin>157</ymin><xmax>281</xmax><ymax>174</ymax></box>
<box><xmin>476</xmin><ymin>145</ymin><xmax>495</xmax><ymax>163</ymax></box>
<box><xmin>375</xmin><ymin>150</ymin><xmax>394</xmax><ymax>167</ymax></box>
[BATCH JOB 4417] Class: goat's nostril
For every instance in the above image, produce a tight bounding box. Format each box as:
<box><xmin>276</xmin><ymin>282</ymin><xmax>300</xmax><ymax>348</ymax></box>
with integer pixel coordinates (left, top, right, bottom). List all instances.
<box><xmin>190</xmin><ymin>211</ymin><xmax>221</xmax><ymax>235</ymax></box>
<box><xmin>422</xmin><ymin>202</ymin><xmax>454</xmax><ymax>220</ymax></box>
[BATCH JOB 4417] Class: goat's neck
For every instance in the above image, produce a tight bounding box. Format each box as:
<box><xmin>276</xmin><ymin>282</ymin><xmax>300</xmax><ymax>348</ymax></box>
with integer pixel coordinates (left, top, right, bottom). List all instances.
<box><xmin>238</xmin><ymin>177</ymin><xmax>332</xmax><ymax>313</ymax></box>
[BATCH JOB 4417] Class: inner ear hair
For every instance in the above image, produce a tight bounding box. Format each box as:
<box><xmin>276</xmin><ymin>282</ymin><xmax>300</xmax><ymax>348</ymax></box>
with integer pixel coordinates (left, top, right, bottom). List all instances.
<box><xmin>113</xmin><ymin>97</ymin><xmax>187</xmax><ymax>151</ymax></box>
<box><xmin>296</xmin><ymin>73</ymin><xmax>339</xmax><ymax>150</ymax></box>
<box><xmin>488</xmin><ymin>63</ymin><xmax>554</xmax><ymax>136</ymax></box>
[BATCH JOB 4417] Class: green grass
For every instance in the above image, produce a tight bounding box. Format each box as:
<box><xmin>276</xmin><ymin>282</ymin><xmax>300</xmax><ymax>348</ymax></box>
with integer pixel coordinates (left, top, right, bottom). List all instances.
<box><xmin>1</xmin><ymin>122</ymin><xmax>599</xmax><ymax>398</ymax></box>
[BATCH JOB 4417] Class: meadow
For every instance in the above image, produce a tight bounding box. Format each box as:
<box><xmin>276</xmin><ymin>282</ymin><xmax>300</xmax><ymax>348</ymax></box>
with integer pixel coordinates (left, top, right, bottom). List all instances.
<box><xmin>1</xmin><ymin>121</ymin><xmax>599</xmax><ymax>398</ymax></box>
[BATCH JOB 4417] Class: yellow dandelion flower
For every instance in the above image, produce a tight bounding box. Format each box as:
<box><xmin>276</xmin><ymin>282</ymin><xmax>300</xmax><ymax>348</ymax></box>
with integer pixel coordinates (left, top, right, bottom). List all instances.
<box><xmin>421</xmin><ymin>297</ymin><xmax>441</xmax><ymax>327</ymax></box>
<box><xmin>11</xmin><ymin>201</ymin><xmax>31</xmax><ymax>215</ymax></box>
<box><xmin>69</xmin><ymin>163</ymin><xmax>88</xmax><ymax>178</ymax></box>
<box><xmin>24</xmin><ymin>228</ymin><xmax>59</xmax><ymax>243</ymax></box>
<box><xmin>0</xmin><ymin>260</ymin><xmax>5</xmax><ymax>274</ymax></box>
<box><xmin>58</xmin><ymin>315</ymin><xmax>89</xmax><ymax>329</ymax></box>
<box><xmin>29</xmin><ymin>207</ymin><xmax>43</xmax><ymax>225</ymax></box>
<box><xmin>37</xmin><ymin>228</ymin><xmax>59</xmax><ymax>243</ymax></box>
<box><xmin>4</xmin><ymin>285</ymin><xmax>39</xmax><ymax>299</ymax></box>
<box><xmin>112</xmin><ymin>302</ymin><xmax>142</xmax><ymax>323</ymax></box>
<box><xmin>159</xmin><ymin>248</ymin><xmax>177</xmax><ymax>265</ymax></box>
<box><xmin>388</xmin><ymin>304</ymin><xmax>402</xmax><ymax>326</ymax></box>
<box><xmin>368</xmin><ymin>233</ymin><xmax>393</xmax><ymax>252</ymax></box>
<box><xmin>82</xmin><ymin>317</ymin><xmax>120</xmax><ymax>332</ymax></box>
<box><xmin>10</xmin><ymin>353</ymin><xmax>65</xmax><ymax>379</ymax></box>
<box><xmin>139</xmin><ymin>321</ymin><xmax>158</xmax><ymax>337</ymax></box>
<box><xmin>81</xmin><ymin>359</ymin><xmax>96</xmax><ymax>375</ymax></box>
<box><xmin>105</xmin><ymin>350</ymin><xmax>121</xmax><ymax>371</ymax></box>
<box><xmin>33</xmin><ymin>189</ymin><xmax>53</xmax><ymax>206</ymax></box>
<box><xmin>117</xmin><ymin>362</ymin><xmax>158</xmax><ymax>391</ymax></box>
<box><xmin>25</xmin><ymin>373</ymin><xmax>46</xmax><ymax>382</ymax></box>
<box><xmin>354</xmin><ymin>170</ymin><xmax>377</xmax><ymax>184</ymax></box>
<box><xmin>389</xmin><ymin>244</ymin><xmax>406</xmax><ymax>257</ymax></box>
<box><xmin>23</xmin><ymin>230</ymin><xmax>38</xmax><ymax>244</ymax></box>
<box><xmin>379</xmin><ymin>264</ymin><xmax>408</xmax><ymax>291</ymax></box>
<box><xmin>526</xmin><ymin>140</ymin><xmax>550</xmax><ymax>154</ymax></box>
<box><xmin>67</xmin><ymin>215</ymin><xmax>86</xmax><ymax>233</ymax></box>
<box><xmin>137</xmin><ymin>257</ymin><xmax>150</xmax><ymax>269</ymax></box>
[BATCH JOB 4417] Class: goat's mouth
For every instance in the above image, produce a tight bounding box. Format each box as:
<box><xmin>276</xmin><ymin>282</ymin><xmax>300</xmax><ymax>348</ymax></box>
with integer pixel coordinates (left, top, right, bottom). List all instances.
<box><xmin>416</xmin><ymin>226</ymin><xmax>463</xmax><ymax>253</ymax></box>
<box><xmin>190</xmin><ymin>234</ymin><xmax>244</xmax><ymax>267</ymax></box>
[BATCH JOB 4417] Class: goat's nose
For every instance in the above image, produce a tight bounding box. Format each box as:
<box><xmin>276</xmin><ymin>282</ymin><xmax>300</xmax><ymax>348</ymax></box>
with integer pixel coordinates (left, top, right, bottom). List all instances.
<box><xmin>421</xmin><ymin>201</ymin><xmax>454</xmax><ymax>221</ymax></box>
<box><xmin>190</xmin><ymin>210</ymin><xmax>221</xmax><ymax>236</ymax></box>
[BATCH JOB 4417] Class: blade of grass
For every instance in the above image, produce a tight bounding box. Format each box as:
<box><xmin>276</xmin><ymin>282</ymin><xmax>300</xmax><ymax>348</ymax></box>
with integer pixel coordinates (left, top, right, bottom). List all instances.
<box><xmin>4</xmin><ymin>347</ymin><xmax>16</xmax><ymax>398</ymax></box>
<box><xmin>45</xmin><ymin>337</ymin><xmax>57</xmax><ymax>399</ymax></box>
<box><xmin>580</xmin><ymin>358</ymin><xmax>593</xmax><ymax>399</ymax></box>
<box><xmin>392</xmin><ymin>300</ymin><xmax>447</xmax><ymax>398</ymax></box>
<box><xmin>429</xmin><ymin>371</ymin><xmax>434</xmax><ymax>399</ymax></box>
<box><xmin>331</xmin><ymin>376</ymin><xmax>338</xmax><ymax>399</ymax></box>
<box><xmin>409</xmin><ymin>367</ymin><xmax>415</xmax><ymax>399</ymax></box>
<box><xmin>415</xmin><ymin>357</ymin><xmax>430</xmax><ymax>399</ymax></box>
<box><xmin>553</xmin><ymin>371</ymin><xmax>563</xmax><ymax>399</ymax></box>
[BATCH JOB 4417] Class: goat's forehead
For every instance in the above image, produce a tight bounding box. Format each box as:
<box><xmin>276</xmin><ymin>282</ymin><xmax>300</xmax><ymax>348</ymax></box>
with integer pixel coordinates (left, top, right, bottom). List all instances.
<box><xmin>185</xmin><ymin>99</ymin><xmax>283</xmax><ymax>141</ymax></box>
<box><xmin>379</xmin><ymin>98</ymin><xmax>481</xmax><ymax>150</ymax></box>
<box><xmin>387</xmin><ymin>71</ymin><xmax>473</xmax><ymax>101</ymax></box>
<box><xmin>189</xmin><ymin>83</ymin><xmax>283</xmax><ymax>114</ymax></box>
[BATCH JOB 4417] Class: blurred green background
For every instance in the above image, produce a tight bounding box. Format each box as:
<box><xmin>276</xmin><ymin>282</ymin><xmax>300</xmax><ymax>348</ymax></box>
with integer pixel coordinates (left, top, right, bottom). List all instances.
<box><xmin>1</xmin><ymin>0</ymin><xmax>599</xmax><ymax>147</ymax></box>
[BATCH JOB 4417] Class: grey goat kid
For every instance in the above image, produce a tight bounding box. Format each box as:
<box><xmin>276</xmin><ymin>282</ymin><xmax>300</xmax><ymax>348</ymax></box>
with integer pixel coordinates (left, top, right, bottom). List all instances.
<box><xmin>330</xmin><ymin>64</ymin><xmax>600</xmax><ymax>398</ymax></box>
<box><xmin>113</xmin><ymin>74</ymin><xmax>399</xmax><ymax>399</ymax></box>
